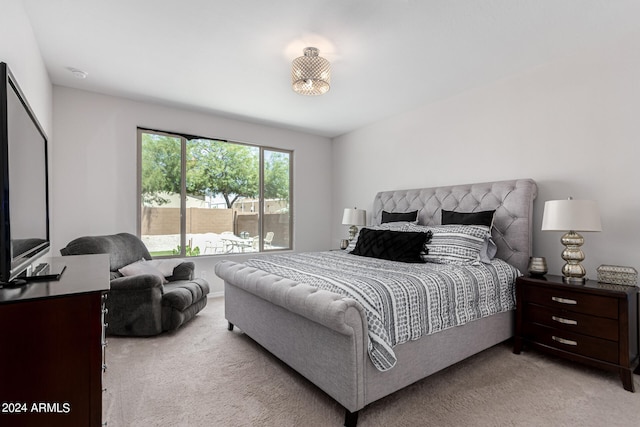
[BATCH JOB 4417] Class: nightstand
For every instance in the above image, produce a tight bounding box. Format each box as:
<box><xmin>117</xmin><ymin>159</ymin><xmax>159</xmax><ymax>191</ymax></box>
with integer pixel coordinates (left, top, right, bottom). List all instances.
<box><xmin>514</xmin><ymin>274</ymin><xmax>639</xmax><ymax>391</ymax></box>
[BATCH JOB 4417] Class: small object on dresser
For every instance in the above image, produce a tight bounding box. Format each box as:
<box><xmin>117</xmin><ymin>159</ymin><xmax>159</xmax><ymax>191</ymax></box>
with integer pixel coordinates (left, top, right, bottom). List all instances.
<box><xmin>528</xmin><ymin>257</ymin><xmax>548</xmax><ymax>276</ymax></box>
<box><xmin>597</xmin><ymin>265</ymin><xmax>638</xmax><ymax>286</ymax></box>
<box><xmin>340</xmin><ymin>239</ymin><xmax>349</xmax><ymax>250</ymax></box>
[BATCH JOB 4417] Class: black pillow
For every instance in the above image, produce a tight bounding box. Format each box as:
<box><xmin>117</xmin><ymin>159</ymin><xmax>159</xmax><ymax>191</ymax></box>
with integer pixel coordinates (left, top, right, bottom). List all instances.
<box><xmin>351</xmin><ymin>228</ymin><xmax>427</xmax><ymax>263</ymax></box>
<box><xmin>381</xmin><ymin>210</ymin><xmax>418</xmax><ymax>224</ymax></box>
<box><xmin>441</xmin><ymin>209</ymin><xmax>495</xmax><ymax>227</ymax></box>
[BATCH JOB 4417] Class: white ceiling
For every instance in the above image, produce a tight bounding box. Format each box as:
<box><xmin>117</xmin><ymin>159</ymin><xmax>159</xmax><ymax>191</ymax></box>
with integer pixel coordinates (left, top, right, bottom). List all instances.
<box><xmin>22</xmin><ymin>0</ymin><xmax>640</xmax><ymax>138</ymax></box>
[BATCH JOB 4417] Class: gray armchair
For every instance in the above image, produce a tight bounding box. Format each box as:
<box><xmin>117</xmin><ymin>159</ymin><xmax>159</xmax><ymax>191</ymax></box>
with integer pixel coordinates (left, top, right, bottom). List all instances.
<box><xmin>60</xmin><ymin>232</ymin><xmax>209</xmax><ymax>336</ymax></box>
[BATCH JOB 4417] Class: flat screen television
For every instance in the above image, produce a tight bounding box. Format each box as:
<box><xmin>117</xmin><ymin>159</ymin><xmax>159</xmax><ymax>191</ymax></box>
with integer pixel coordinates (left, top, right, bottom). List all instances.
<box><xmin>0</xmin><ymin>62</ymin><xmax>53</xmax><ymax>285</ymax></box>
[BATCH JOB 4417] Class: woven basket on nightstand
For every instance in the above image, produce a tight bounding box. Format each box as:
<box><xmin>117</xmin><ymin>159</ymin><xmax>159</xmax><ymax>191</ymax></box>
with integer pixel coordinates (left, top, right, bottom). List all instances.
<box><xmin>597</xmin><ymin>265</ymin><xmax>638</xmax><ymax>286</ymax></box>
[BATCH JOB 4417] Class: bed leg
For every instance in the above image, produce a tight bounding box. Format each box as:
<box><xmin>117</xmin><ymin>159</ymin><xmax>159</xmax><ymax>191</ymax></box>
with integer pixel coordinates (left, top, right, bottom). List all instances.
<box><xmin>227</xmin><ymin>321</ymin><xmax>234</xmax><ymax>331</ymax></box>
<box><xmin>344</xmin><ymin>409</ymin><xmax>358</xmax><ymax>427</ymax></box>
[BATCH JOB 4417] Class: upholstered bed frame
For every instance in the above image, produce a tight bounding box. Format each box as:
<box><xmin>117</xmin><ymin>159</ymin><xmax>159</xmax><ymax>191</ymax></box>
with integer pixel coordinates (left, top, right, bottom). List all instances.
<box><xmin>215</xmin><ymin>179</ymin><xmax>537</xmax><ymax>426</ymax></box>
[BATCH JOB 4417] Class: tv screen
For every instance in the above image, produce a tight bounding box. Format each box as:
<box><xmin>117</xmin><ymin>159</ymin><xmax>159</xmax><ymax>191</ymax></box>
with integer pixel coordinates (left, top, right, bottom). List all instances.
<box><xmin>0</xmin><ymin>62</ymin><xmax>50</xmax><ymax>284</ymax></box>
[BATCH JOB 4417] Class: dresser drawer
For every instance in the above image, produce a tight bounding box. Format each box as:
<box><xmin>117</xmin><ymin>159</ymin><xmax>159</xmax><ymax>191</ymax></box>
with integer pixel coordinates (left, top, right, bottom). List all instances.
<box><xmin>514</xmin><ymin>275</ymin><xmax>639</xmax><ymax>392</ymax></box>
<box><xmin>525</xmin><ymin>304</ymin><xmax>619</xmax><ymax>341</ymax></box>
<box><xmin>524</xmin><ymin>285</ymin><xmax>618</xmax><ymax>319</ymax></box>
<box><xmin>524</xmin><ymin>322</ymin><xmax>619</xmax><ymax>364</ymax></box>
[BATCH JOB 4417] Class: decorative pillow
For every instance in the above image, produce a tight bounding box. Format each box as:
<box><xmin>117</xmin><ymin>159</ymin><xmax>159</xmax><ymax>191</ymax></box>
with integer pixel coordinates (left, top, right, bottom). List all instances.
<box><xmin>406</xmin><ymin>224</ymin><xmax>490</xmax><ymax>265</ymax></box>
<box><xmin>441</xmin><ymin>209</ymin><xmax>495</xmax><ymax>227</ymax></box>
<box><xmin>145</xmin><ymin>259</ymin><xmax>183</xmax><ymax>277</ymax></box>
<box><xmin>441</xmin><ymin>210</ymin><xmax>497</xmax><ymax>263</ymax></box>
<box><xmin>346</xmin><ymin>222</ymin><xmax>411</xmax><ymax>252</ymax></box>
<box><xmin>351</xmin><ymin>228</ymin><xmax>428</xmax><ymax>263</ymax></box>
<box><xmin>394</xmin><ymin>224</ymin><xmax>434</xmax><ymax>261</ymax></box>
<box><xmin>480</xmin><ymin>236</ymin><xmax>498</xmax><ymax>263</ymax></box>
<box><xmin>381</xmin><ymin>210</ymin><xmax>419</xmax><ymax>224</ymax></box>
<box><xmin>118</xmin><ymin>260</ymin><xmax>168</xmax><ymax>283</ymax></box>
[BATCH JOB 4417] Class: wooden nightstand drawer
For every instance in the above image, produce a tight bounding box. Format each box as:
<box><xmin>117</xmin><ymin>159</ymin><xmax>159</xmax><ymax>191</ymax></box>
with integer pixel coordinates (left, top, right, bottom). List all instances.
<box><xmin>525</xmin><ymin>304</ymin><xmax>619</xmax><ymax>341</ymax></box>
<box><xmin>524</xmin><ymin>285</ymin><xmax>618</xmax><ymax>319</ymax></box>
<box><xmin>524</xmin><ymin>322</ymin><xmax>618</xmax><ymax>364</ymax></box>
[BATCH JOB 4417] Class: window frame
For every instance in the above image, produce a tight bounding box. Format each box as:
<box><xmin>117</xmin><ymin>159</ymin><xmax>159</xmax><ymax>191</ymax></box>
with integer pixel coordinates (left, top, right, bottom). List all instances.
<box><xmin>137</xmin><ymin>127</ymin><xmax>293</xmax><ymax>257</ymax></box>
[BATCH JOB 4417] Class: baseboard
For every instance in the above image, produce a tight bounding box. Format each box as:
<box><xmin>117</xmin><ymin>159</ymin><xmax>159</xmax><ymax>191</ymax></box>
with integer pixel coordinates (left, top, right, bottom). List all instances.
<box><xmin>208</xmin><ymin>291</ymin><xmax>224</xmax><ymax>299</ymax></box>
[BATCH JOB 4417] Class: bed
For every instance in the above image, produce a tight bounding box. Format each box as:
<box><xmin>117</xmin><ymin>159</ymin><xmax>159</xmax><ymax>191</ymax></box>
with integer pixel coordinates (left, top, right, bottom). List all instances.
<box><xmin>215</xmin><ymin>178</ymin><xmax>537</xmax><ymax>426</ymax></box>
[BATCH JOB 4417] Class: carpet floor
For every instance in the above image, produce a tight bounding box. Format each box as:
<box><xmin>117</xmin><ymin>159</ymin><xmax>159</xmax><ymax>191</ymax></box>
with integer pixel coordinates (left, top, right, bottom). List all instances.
<box><xmin>104</xmin><ymin>297</ymin><xmax>640</xmax><ymax>426</ymax></box>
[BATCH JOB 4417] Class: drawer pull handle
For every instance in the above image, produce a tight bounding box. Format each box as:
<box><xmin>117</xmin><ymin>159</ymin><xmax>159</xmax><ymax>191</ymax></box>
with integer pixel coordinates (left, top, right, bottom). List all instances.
<box><xmin>551</xmin><ymin>296</ymin><xmax>577</xmax><ymax>305</ymax></box>
<box><xmin>552</xmin><ymin>336</ymin><xmax>578</xmax><ymax>346</ymax></box>
<box><xmin>552</xmin><ymin>316</ymin><xmax>578</xmax><ymax>326</ymax></box>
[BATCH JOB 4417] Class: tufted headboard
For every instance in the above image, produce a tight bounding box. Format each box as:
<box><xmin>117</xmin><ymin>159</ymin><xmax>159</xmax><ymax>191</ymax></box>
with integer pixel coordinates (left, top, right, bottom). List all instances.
<box><xmin>371</xmin><ymin>179</ymin><xmax>537</xmax><ymax>273</ymax></box>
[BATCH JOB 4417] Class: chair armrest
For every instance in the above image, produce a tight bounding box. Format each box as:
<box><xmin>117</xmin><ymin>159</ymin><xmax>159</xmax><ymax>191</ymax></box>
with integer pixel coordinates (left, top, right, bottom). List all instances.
<box><xmin>166</xmin><ymin>262</ymin><xmax>194</xmax><ymax>281</ymax></box>
<box><xmin>110</xmin><ymin>274</ymin><xmax>164</xmax><ymax>291</ymax></box>
<box><xmin>106</xmin><ymin>274</ymin><xmax>164</xmax><ymax>336</ymax></box>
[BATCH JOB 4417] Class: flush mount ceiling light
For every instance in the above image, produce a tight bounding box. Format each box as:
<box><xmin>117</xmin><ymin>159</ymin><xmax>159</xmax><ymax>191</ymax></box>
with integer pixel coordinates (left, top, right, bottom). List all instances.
<box><xmin>291</xmin><ymin>47</ymin><xmax>331</xmax><ymax>96</ymax></box>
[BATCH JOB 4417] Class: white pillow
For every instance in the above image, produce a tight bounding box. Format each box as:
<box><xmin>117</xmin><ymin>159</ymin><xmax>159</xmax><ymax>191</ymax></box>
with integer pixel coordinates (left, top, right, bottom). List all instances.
<box><xmin>405</xmin><ymin>223</ymin><xmax>496</xmax><ymax>264</ymax></box>
<box><xmin>118</xmin><ymin>260</ymin><xmax>168</xmax><ymax>284</ymax></box>
<box><xmin>145</xmin><ymin>259</ymin><xmax>183</xmax><ymax>277</ymax></box>
<box><xmin>415</xmin><ymin>224</ymin><xmax>490</xmax><ymax>265</ymax></box>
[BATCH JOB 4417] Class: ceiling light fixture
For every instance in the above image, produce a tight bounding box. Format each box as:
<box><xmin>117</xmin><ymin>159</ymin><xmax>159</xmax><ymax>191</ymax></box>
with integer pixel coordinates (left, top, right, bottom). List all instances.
<box><xmin>291</xmin><ymin>47</ymin><xmax>330</xmax><ymax>96</ymax></box>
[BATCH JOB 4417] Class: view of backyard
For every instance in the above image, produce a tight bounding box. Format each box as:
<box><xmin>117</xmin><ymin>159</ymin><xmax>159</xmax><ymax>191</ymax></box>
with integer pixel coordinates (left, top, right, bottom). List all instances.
<box><xmin>139</xmin><ymin>129</ymin><xmax>292</xmax><ymax>257</ymax></box>
<box><xmin>142</xmin><ymin>231</ymin><xmax>283</xmax><ymax>257</ymax></box>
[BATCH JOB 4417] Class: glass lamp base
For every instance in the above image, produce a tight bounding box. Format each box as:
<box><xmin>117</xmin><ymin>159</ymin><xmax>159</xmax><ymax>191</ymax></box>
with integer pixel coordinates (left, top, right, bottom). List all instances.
<box><xmin>563</xmin><ymin>275</ymin><xmax>586</xmax><ymax>284</ymax></box>
<box><xmin>561</xmin><ymin>230</ymin><xmax>587</xmax><ymax>284</ymax></box>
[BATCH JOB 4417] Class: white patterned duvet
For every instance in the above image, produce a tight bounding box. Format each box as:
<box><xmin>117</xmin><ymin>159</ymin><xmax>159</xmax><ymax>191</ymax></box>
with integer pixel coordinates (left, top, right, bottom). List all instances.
<box><xmin>245</xmin><ymin>251</ymin><xmax>520</xmax><ymax>371</ymax></box>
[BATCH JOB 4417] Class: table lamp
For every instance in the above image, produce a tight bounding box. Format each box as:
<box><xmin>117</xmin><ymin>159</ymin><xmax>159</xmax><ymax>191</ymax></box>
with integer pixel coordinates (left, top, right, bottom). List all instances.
<box><xmin>342</xmin><ymin>208</ymin><xmax>366</xmax><ymax>240</ymax></box>
<box><xmin>541</xmin><ymin>198</ymin><xmax>602</xmax><ymax>283</ymax></box>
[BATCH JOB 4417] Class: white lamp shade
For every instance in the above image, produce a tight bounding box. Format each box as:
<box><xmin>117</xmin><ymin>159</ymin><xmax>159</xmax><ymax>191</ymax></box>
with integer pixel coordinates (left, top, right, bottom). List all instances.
<box><xmin>541</xmin><ymin>199</ymin><xmax>602</xmax><ymax>232</ymax></box>
<box><xmin>342</xmin><ymin>208</ymin><xmax>366</xmax><ymax>226</ymax></box>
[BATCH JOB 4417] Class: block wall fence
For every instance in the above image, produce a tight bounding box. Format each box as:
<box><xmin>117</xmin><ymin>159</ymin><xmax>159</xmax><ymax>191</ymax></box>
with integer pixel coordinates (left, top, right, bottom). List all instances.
<box><xmin>141</xmin><ymin>207</ymin><xmax>290</xmax><ymax>246</ymax></box>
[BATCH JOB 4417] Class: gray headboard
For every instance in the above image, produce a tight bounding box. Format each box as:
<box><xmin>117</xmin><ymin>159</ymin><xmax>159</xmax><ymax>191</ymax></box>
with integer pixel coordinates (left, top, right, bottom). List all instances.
<box><xmin>372</xmin><ymin>179</ymin><xmax>538</xmax><ymax>273</ymax></box>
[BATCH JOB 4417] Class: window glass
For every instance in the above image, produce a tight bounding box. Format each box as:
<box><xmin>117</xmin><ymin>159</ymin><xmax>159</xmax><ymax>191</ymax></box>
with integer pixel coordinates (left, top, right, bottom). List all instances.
<box><xmin>140</xmin><ymin>132</ymin><xmax>181</xmax><ymax>256</ymax></box>
<box><xmin>263</xmin><ymin>150</ymin><xmax>291</xmax><ymax>251</ymax></box>
<box><xmin>138</xmin><ymin>129</ymin><xmax>292</xmax><ymax>256</ymax></box>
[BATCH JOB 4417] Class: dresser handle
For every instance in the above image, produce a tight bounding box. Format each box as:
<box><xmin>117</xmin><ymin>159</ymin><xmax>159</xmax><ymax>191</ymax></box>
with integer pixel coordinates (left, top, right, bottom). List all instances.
<box><xmin>552</xmin><ymin>336</ymin><xmax>578</xmax><ymax>346</ymax></box>
<box><xmin>552</xmin><ymin>316</ymin><xmax>578</xmax><ymax>325</ymax></box>
<box><xmin>551</xmin><ymin>296</ymin><xmax>577</xmax><ymax>305</ymax></box>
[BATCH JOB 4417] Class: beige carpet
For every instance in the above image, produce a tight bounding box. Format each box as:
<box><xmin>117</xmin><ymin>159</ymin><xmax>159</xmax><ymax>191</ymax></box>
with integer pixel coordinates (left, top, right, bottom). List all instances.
<box><xmin>104</xmin><ymin>297</ymin><xmax>640</xmax><ymax>426</ymax></box>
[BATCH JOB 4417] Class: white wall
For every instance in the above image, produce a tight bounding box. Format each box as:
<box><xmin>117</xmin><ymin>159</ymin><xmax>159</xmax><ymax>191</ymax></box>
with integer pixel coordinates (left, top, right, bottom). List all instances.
<box><xmin>0</xmin><ymin>0</ymin><xmax>53</xmax><ymax>272</ymax></box>
<box><xmin>332</xmin><ymin>32</ymin><xmax>640</xmax><ymax>278</ymax></box>
<box><xmin>0</xmin><ymin>0</ymin><xmax>52</xmax><ymax>136</ymax></box>
<box><xmin>52</xmin><ymin>87</ymin><xmax>333</xmax><ymax>293</ymax></box>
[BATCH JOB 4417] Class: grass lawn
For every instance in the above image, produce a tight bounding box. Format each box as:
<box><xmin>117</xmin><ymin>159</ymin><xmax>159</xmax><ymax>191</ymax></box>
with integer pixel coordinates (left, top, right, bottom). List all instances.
<box><xmin>150</xmin><ymin>250</ymin><xmax>174</xmax><ymax>257</ymax></box>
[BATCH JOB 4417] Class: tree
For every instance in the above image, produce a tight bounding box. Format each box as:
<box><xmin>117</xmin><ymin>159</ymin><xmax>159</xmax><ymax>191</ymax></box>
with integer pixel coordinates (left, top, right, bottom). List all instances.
<box><xmin>141</xmin><ymin>132</ymin><xmax>290</xmax><ymax>209</ymax></box>
<box><xmin>264</xmin><ymin>151</ymin><xmax>290</xmax><ymax>202</ymax></box>
<box><xmin>140</xmin><ymin>133</ymin><xmax>181</xmax><ymax>205</ymax></box>
<box><xmin>187</xmin><ymin>139</ymin><xmax>259</xmax><ymax>208</ymax></box>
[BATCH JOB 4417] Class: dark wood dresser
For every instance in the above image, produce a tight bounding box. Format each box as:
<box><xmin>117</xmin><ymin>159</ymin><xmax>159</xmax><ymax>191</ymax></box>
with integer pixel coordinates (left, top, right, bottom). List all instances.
<box><xmin>0</xmin><ymin>254</ymin><xmax>109</xmax><ymax>426</ymax></box>
<box><xmin>514</xmin><ymin>274</ymin><xmax>639</xmax><ymax>391</ymax></box>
